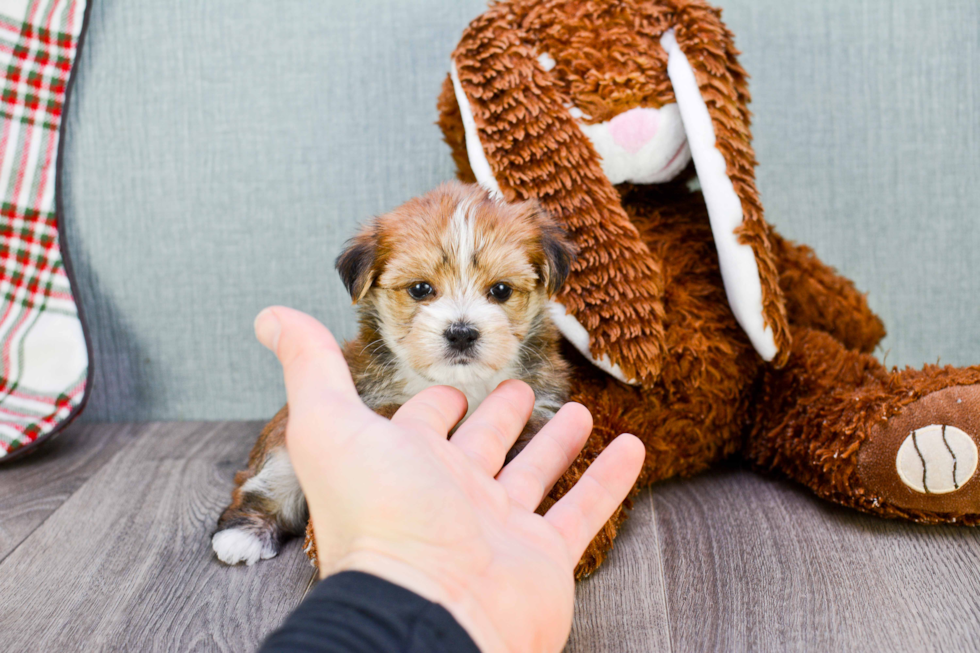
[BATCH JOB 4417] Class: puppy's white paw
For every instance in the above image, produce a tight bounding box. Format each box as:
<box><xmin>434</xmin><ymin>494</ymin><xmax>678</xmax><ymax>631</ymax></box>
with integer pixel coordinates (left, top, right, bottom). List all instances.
<box><xmin>212</xmin><ymin>528</ymin><xmax>277</xmax><ymax>566</ymax></box>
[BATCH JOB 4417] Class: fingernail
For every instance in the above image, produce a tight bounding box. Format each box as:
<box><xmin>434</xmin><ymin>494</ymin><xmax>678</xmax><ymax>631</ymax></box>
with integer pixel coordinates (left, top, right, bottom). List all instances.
<box><xmin>254</xmin><ymin>308</ymin><xmax>281</xmax><ymax>353</ymax></box>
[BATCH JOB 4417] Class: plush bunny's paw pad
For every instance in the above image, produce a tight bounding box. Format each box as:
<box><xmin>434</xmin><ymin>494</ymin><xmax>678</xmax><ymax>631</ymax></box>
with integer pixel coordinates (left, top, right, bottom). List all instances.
<box><xmin>895</xmin><ymin>424</ymin><xmax>978</xmax><ymax>494</ymax></box>
<box><xmin>858</xmin><ymin>385</ymin><xmax>980</xmax><ymax>517</ymax></box>
<box><xmin>212</xmin><ymin>528</ymin><xmax>278</xmax><ymax>566</ymax></box>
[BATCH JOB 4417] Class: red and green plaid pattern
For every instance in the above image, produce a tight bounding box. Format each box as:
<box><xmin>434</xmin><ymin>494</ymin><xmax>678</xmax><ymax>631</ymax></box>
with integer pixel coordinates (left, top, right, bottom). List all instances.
<box><xmin>0</xmin><ymin>0</ymin><xmax>88</xmax><ymax>459</ymax></box>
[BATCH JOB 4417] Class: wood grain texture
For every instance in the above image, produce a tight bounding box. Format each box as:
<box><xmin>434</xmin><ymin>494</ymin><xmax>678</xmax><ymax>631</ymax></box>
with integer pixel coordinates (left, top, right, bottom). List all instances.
<box><xmin>565</xmin><ymin>490</ymin><xmax>671</xmax><ymax>653</ymax></box>
<box><xmin>4</xmin><ymin>423</ymin><xmax>980</xmax><ymax>652</ymax></box>
<box><xmin>0</xmin><ymin>422</ymin><xmax>140</xmax><ymax>562</ymax></box>
<box><xmin>0</xmin><ymin>422</ymin><xmax>314</xmax><ymax>653</ymax></box>
<box><xmin>655</xmin><ymin>464</ymin><xmax>980</xmax><ymax>653</ymax></box>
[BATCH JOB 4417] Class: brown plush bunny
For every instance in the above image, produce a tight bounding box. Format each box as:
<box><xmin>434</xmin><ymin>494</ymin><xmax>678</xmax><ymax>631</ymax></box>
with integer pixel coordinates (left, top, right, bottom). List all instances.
<box><xmin>435</xmin><ymin>0</ymin><xmax>980</xmax><ymax>576</ymax></box>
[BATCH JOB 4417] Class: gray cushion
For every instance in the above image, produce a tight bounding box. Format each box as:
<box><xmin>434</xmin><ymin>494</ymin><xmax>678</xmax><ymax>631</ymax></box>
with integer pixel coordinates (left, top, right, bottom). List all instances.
<box><xmin>61</xmin><ymin>0</ymin><xmax>980</xmax><ymax>421</ymax></box>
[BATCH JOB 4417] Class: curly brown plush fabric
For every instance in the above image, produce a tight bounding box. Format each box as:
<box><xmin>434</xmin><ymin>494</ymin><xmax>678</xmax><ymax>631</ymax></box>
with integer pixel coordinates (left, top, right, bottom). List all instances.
<box><xmin>433</xmin><ymin>0</ymin><xmax>980</xmax><ymax>577</ymax></box>
<box><xmin>452</xmin><ymin>2</ymin><xmax>671</xmax><ymax>385</ymax></box>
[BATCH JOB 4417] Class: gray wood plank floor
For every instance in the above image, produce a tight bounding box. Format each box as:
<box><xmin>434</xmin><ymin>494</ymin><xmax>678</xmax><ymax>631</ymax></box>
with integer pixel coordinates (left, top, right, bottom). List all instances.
<box><xmin>654</xmin><ymin>465</ymin><xmax>980</xmax><ymax>653</ymax></box>
<box><xmin>0</xmin><ymin>423</ymin><xmax>139</xmax><ymax>561</ymax></box>
<box><xmin>0</xmin><ymin>422</ymin><xmax>313</xmax><ymax>652</ymax></box>
<box><xmin>1</xmin><ymin>422</ymin><xmax>978</xmax><ymax>652</ymax></box>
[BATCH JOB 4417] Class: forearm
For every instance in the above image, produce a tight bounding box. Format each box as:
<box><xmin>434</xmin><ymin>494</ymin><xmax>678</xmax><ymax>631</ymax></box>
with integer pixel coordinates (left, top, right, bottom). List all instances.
<box><xmin>258</xmin><ymin>571</ymin><xmax>480</xmax><ymax>653</ymax></box>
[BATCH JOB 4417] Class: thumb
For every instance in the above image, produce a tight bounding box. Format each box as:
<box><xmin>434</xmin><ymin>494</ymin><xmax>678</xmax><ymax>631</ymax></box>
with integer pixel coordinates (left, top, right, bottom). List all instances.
<box><xmin>254</xmin><ymin>306</ymin><xmax>363</xmax><ymax>415</ymax></box>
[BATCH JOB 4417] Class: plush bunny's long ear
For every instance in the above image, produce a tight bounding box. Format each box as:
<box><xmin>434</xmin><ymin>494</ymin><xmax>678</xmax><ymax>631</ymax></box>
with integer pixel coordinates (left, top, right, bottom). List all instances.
<box><xmin>659</xmin><ymin>7</ymin><xmax>790</xmax><ymax>365</ymax></box>
<box><xmin>449</xmin><ymin>5</ymin><xmax>668</xmax><ymax>386</ymax></box>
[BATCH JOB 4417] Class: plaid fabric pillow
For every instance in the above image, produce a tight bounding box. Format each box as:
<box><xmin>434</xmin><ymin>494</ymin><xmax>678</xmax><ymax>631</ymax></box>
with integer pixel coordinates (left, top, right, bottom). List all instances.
<box><xmin>0</xmin><ymin>0</ymin><xmax>90</xmax><ymax>461</ymax></box>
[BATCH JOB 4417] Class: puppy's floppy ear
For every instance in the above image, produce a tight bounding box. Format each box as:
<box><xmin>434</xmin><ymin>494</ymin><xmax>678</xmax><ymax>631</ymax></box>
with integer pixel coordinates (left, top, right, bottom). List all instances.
<box><xmin>335</xmin><ymin>226</ymin><xmax>377</xmax><ymax>303</ymax></box>
<box><xmin>525</xmin><ymin>201</ymin><xmax>574</xmax><ymax>296</ymax></box>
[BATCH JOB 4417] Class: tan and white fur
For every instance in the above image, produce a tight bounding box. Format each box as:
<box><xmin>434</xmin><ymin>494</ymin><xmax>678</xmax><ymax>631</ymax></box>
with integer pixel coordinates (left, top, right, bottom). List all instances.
<box><xmin>212</xmin><ymin>181</ymin><xmax>573</xmax><ymax>566</ymax></box>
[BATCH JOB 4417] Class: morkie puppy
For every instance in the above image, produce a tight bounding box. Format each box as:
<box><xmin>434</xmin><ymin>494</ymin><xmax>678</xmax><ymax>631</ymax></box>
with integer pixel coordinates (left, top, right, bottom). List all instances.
<box><xmin>212</xmin><ymin>181</ymin><xmax>573</xmax><ymax>565</ymax></box>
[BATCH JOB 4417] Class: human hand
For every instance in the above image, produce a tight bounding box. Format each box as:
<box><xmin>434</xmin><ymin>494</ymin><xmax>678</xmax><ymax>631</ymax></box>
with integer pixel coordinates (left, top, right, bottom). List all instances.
<box><xmin>254</xmin><ymin>306</ymin><xmax>645</xmax><ymax>653</ymax></box>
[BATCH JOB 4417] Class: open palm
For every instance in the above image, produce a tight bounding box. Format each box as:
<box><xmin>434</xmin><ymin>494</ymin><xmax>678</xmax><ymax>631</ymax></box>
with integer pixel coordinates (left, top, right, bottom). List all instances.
<box><xmin>257</xmin><ymin>307</ymin><xmax>645</xmax><ymax>653</ymax></box>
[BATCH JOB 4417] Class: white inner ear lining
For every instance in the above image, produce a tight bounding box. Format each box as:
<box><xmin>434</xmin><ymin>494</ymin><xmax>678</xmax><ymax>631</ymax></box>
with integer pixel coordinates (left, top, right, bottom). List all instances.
<box><xmin>548</xmin><ymin>301</ymin><xmax>637</xmax><ymax>385</ymax></box>
<box><xmin>450</xmin><ymin>61</ymin><xmax>503</xmax><ymax>199</ymax></box>
<box><xmin>660</xmin><ymin>29</ymin><xmax>777</xmax><ymax>362</ymax></box>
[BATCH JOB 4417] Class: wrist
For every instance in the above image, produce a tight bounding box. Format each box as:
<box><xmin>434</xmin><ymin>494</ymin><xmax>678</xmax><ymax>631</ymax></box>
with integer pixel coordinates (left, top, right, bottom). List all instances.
<box><xmin>329</xmin><ymin>547</ymin><xmax>505</xmax><ymax>653</ymax></box>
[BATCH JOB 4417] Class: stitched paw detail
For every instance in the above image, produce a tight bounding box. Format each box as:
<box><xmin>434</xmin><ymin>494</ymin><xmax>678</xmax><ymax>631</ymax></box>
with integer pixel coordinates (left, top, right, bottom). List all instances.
<box><xmin>857</xmin><ymin>385</ymin><xmax>980</xmax><ymax>517</ymax></box>
<box><xmin>896</xmin><ymin>424</ymin><xmax>978</xmax><ymax>495</ymax></box>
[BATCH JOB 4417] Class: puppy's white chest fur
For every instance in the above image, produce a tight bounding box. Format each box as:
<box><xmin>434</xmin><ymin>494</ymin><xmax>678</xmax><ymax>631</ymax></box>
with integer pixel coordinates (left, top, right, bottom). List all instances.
<box><xmin>395</xmin><ymin>364</ymin><xmax>517</xmax><ymax>419</ymax></box>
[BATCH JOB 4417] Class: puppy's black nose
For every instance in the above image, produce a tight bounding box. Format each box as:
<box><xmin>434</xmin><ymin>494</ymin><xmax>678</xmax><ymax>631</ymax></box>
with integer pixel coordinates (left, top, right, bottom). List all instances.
<box><xmin>444</xmin><ymin>322</ymin><xmax>480</xmax><ymax>353</ymax></box>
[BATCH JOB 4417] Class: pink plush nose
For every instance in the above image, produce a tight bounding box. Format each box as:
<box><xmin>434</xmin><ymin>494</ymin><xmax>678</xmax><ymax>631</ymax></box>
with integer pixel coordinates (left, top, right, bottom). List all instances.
<box><xmin>608</xmin><ymin>108</ymin><xmax>660</xmax><ymax>154</ymax></box>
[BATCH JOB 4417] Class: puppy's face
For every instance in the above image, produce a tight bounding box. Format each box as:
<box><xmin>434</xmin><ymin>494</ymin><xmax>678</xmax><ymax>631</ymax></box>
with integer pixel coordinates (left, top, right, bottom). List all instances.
<box><xmin>337</xmin><ymin>182</ymin><xmax>571</xmax><ymax>386</ymax></box>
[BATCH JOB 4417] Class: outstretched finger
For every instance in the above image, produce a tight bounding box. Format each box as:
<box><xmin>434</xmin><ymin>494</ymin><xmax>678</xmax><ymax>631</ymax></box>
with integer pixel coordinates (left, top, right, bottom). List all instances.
<box><xmin>543</xmin><ymin>434</ymin><xmax>645</xmax><ymax>566</ymax></box>
<box><xmin>495</xmin><ymin>402</ymin><xmax>593</xmax><ymax>511</ymax></box>
<box><xmin>449</xmin><ymin>380</ymin><xmax>535</xmax><ymax>476</ymax></box>
<box><xmin>254</xmin><ymin>306</ymin><xmax>364</xmax><ymax>417</ymax></box>
<box><xmin>391</xmin><ymin>386</ymin><xmax>468</xmax><ymax>442</ymax></box>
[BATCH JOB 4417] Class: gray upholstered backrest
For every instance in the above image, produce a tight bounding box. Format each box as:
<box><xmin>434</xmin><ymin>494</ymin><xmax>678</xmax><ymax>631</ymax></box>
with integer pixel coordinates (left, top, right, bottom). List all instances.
<box><xmin>62</xmin><ymin>0</ymin><xmax>980</xmax><ymax>421</ymax></box>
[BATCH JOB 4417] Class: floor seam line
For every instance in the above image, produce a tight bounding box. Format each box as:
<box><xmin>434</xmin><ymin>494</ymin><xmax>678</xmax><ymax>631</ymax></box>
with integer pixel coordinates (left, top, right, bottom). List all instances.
<box><xmin>650</xmin><ymin>491</ymin><xmax>674</xmax><ymax>653</ymax></box>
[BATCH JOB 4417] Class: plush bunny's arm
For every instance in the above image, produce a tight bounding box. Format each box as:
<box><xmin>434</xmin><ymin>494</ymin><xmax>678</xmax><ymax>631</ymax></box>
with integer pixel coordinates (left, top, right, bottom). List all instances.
<box><xmin>451</xmin><ymin>6</ymin><xmax>667</xmax><ymax>386</ymax></box>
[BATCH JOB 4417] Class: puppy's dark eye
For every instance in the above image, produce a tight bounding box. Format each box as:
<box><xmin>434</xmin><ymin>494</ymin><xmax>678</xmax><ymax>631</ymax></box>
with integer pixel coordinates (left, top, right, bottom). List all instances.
<box><xmin>408</xmin><ymin>282</ymin><xmax>433</xmax><ymax>300</ymax></box>
<box><xmin>489</xmin><ymin>282</ymin><xmax>513</xmax><ymax>302</ymax></box>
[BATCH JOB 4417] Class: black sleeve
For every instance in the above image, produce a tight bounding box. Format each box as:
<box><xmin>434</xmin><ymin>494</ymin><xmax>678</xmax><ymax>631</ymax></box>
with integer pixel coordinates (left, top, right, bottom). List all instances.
<box><xmin>258</xmin><ymin>571</ymin><xmax>481</xmax><ymax>653</ymax></box>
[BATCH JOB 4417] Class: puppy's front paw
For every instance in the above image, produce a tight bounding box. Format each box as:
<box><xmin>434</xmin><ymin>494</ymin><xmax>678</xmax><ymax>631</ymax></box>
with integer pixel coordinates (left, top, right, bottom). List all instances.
<box><xmin>212</xmin><ymin>527</ymin><xmax>278</xmax><ymax>566</ymax></box>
